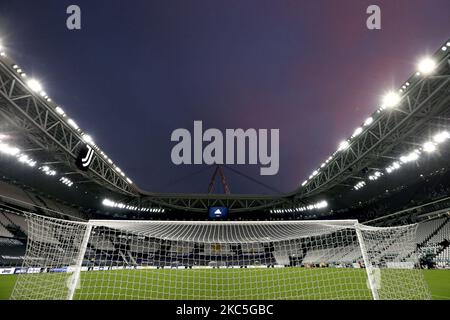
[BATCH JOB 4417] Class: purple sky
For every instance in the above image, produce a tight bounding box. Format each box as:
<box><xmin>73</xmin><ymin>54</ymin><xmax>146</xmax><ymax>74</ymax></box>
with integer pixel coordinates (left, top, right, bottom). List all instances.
<box><xmin>0</xmin><ymin>0</ymin><xmax>449</xmax><ymax>194</ymax></box>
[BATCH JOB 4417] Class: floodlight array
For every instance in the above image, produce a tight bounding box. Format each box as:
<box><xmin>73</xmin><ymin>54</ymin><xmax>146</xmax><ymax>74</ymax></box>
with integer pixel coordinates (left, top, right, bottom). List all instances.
<box><xmin>59</xmin><ymin>177</ymin><xmax>74</xmax><ymax>187</ymax></box>
<box><xmin>0</xmin><ymin>135</ymin><xmax>36</xmax><ymax>167</ymax></box>
<box><xmin>354</xmin><ymin>130</ymin><xmax>450</xmax><ymax>191</ymax></box>
<box><xmin>353</xmin><ymin>181</ymin><xmax>366</xmax><ymax>191</ymax></box>
<box><xmin>39</xmin><ymin>166</ymin><xmax>57</xmax><ymax>176</ymax></box>
<box><xmin>102</xmin><ymin>198</ymin><xmax>165</xmax><ymax>213</ymax></box>
<box><xmin>0</xmin><ymin>40</ymin><xmax>135</xmax><ymax>186</ymax></box>
<box><xmin>301</xmin><ymin>40</ymin><xmax>448</xmax><ymax>190</ymax></box>
<box><xmin>270</xmin><ymin>200</ymin><xmax>328</xmax><ymax>214</ymax></box>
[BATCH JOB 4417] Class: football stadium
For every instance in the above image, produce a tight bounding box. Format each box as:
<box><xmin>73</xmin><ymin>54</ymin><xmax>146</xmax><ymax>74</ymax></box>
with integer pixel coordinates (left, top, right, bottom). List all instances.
<box><xmin>0</xmin><ymin>4</ymin><xmax>450</xmax><ymax>302</ymax></box>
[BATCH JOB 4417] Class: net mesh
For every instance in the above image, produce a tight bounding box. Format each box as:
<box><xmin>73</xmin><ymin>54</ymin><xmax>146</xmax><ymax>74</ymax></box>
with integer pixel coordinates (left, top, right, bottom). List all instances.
<box><xmin>11</xmin><ymin>214</ymin><xmax>431</xmax><ymax>300</ymax></box>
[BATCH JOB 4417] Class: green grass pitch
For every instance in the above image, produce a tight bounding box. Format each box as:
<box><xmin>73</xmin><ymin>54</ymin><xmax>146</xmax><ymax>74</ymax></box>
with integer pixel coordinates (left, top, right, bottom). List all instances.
<box><xmin>0</xmin><ymin>269</ymin><xmax>449</xmax><ymax>300</ymax></box>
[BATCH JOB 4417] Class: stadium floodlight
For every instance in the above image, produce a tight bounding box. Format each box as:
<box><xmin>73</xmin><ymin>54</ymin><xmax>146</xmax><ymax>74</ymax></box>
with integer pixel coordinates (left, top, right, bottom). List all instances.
<box><xmin>400</xmin><ymin>150</ymin><xmax>420</xmax><ymax>164</ymax></box>
<box><xmin>82</xmin><ymin>134</ymin><xmax>94</xmax><ymax>145</ymax></box>
<box><xmin>102</xmin><ymin>198</ymin><xmax>115</xmax><ymax>207</ymax></box>
<box><xmin>368</xmin><ymin>171</ymin><xmax>383</xmax><ymax>181</ymax></box>
<box><xmin>338</xmin><ymin>140</ymin><xmax>349</xmax><ymax>151</ymax></box>
<box><xmin>126</xmin><ymin>177</ymin><xmax>133</xmax><ymax>184</ymax></box>
<box><xmin>352</xmin><ymin>127</ymin><xmax>363</xmax><ymax>137</ymax></box>
<box><xmin>301</xmin><ymin>180</ymin><xmax>307</xmax><ymax>186</ymax></box>
<box><xmin>17</xmin><ymin>154</ymin><xmax>36</xmax><ymax>167</ymax></box>
<box><xmin>354</xmin><ymin>181</ymin><xmax>366</xmax><ymax>190</ymax></box>
<box><xmin>422</xmin><ymin>141</ymin><xmax>437</xmax><ymax>153</ymax></box>
<box><xmin>55</xmin><ymin>106</ymin><xmax>66</xmax><ymax>116</ymax></box>
<box><xmin>0</xmin><ymin>143</ymin><xmax>20</xmax><ymax>156</ymax></box>
<box><xmin>315</xmin><ymin>200</ymin><xmax>328</xmax><ymax>209</ymax></box>
<box><xmin>102</xmin><ymin>198</ymin><xmax>162</xmax><ymax>213</ymax></box>
<box><xmin>39</xmin><ymin>165</ymin><xmax>56</xmax><ymax>176</ymax></box>
<box><xmin>386</xmin><ymin>161</ymin><xmax>402</xmax><ymax>174</ymax></box>
<box><xmin>59</xmin><ymin>177</ymin><xmax>74</xmax><ymax>187</ymax></box>
<box><xmin>27</xmin><ymin>79</ymin><xmax>43</xmax><ymax>92</ymax></box>
<box><xmin>417</xmin><ymin>57</ymin><xmax>437</xmax><ymax>75</ymax></box>
<box><xmin>364</xmin><ymin>117</ymin><xmax>373</xmax><ymax>126</ymax></box>
<box><xmin>433</xmin><ymin>131</ymin><xmax>450</xmax><ymax>144</ymax></box>
<box><xmin>11</xmin><ymin>214</ymin><xmax>431</xmax><ymax>300</ymax></box>
<box><xmin>67</xmin><ymin>119</ymin><xmax>79</xmax><ymax>130</ymax></box>
<box><xmin>381</xmin><ymin>91</ymin><xmax>401</xmax><ymax>109</ymax></box>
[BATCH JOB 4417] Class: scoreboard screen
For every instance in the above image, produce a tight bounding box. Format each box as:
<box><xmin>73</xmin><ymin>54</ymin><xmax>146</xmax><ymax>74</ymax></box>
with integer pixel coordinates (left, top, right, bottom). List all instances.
<box><xmin>208</xmin><ymin>207</ymin><xmax>228</xmax><ymax>219</ymax></box>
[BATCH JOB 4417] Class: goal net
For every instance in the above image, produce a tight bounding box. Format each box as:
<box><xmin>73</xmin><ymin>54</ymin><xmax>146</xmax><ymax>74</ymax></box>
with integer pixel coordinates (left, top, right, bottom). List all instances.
<box><xmin>11</xmin><ymin>214</ymin><xmax>431</xmax><ymax>300</ymax></box>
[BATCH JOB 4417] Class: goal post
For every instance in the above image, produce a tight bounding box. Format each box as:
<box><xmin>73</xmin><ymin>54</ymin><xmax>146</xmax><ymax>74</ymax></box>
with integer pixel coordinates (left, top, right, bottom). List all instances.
<box><xmin>355</xmin><ymin>224</ymin><xmax>379</xmax><ymax>300</ymax></box>
<box><xmin>10</xmin><ymin>214</ymin><xmax>431</xmax><ymax>300</ymax></box>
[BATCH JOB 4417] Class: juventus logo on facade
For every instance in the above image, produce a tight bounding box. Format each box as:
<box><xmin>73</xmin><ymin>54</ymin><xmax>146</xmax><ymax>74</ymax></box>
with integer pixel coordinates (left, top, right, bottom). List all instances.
<box><xmin>76</xmin><ymin>144</ymin><xmax>94</xmax><ymax>171</ymax></box>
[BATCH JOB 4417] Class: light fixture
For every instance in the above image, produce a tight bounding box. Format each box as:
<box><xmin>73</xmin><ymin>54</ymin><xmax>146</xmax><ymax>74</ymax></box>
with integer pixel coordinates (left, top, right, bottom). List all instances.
<box><xmin>400</xmin><ymin>150</ymin><xmax>420</xmax><ymax>164</ymax></box>
<box><xmin>338</xmin><ymin>140</ymin><xmax>349</xmax><ymax>151</ymax></box>
<box><xmin>39</xmin><ymin>166</ymin><xmax>57</xmax><ymax>176</ymax></box>
<box><xmin>353</xmin><ymin>127</ymin><xmax>363</xmax><ymax>137</ymax></box>
<box><xmin>27</xmin><ymin>79</ymin><xmax>43</xmax><ymax>92</ymax></box>
<box><xmin>59</xmin><ymin>177</ymin><xmax>74</xmax><ymax>187</ymax></box>
<box><xmin>55</xmin><ymin>106</ymin><xmax>65</xmax><ymax>116</ymax></box>
<box><xmin>67</xmin><ymin>119</ymin><xmax>79</xmax><ymax>130</ymax></box>
<box><xmin>354</xmin><ymin>181</ymin><xmax>366</xmax><ymax>190</ymax></box>
<box><xmin>433</xmin><ymin>131</ymin><xmax>450</xmax><ymax>144</ymax></box>
<box><xmin>417</xmin><ymin>57</ymin><xmax>437</xmax><ymax>75</ymax></box>
<box><xmin>0</xmin><ymin>143</ymin><xmax>20</xmax><ymax>156</ymax></box>
<box><xmin>82</xmin><ymin>134</ymin><xmax>94</xmax><ymax>145</ymax></box>
<box><xmin>382</xmin><ymin>91</ymin><xmax>401</xmax><ymax>109</ymax></box>
<box><xmin>102</xmin><ymin>198</ymin><xmax>164</xmax><ymax>213</ymax></box>
<box><xmin>423</xmin><ymin>141</ymin><xmax>437</xmax><ymax>153</ymax></box>
<box><xmin>17</xmin><ymin>154</ymin><xmax>36</xmax><ymax>167</ymax></box>
<box><xmin>364</xmin><ymin>117</ymin><xmax>373</xmax><ymax>126</ymax></box>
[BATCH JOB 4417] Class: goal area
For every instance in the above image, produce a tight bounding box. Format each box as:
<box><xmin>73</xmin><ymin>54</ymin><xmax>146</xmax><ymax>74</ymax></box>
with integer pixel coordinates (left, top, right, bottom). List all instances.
<box><xmin>11</xmin><ymin>214</ymin><xmax>431</xmax><ymax>300</ymax></box>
